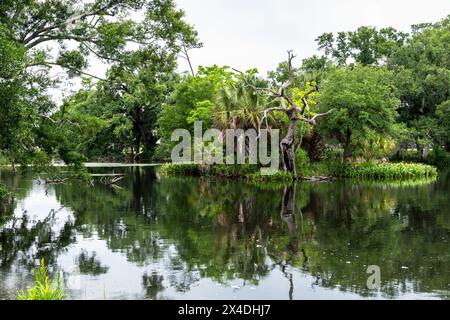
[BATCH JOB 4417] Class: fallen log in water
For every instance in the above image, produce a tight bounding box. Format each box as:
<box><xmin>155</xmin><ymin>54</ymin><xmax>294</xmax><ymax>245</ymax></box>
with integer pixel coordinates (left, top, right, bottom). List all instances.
<box><xmin>45</xmin><ymin>178</ymin><xmax>68</xmax><ymax>184</ymax></box>
<box><xmin>99</xmin><ymin>175</ymin><xmax>125</xmax><ymax>186</ymax></box>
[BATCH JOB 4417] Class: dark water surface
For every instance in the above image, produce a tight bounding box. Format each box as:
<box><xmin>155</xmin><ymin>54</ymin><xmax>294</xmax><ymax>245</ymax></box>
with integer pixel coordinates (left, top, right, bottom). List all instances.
<box><xmin>0</xmin><ymin>167</ymin><xmax>449</xmax><ymax>300</ymax></box>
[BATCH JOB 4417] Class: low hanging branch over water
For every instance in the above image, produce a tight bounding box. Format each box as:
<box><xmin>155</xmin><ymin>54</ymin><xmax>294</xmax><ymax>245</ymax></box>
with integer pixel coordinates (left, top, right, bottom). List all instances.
<box><xmin>235</xmin><ymin>51</ymin><xmax>334</xmax><ymax>175</ymax></box>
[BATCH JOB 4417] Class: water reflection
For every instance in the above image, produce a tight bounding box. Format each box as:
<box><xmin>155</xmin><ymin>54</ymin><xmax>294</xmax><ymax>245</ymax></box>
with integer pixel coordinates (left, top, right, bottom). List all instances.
<box><xmin>0</xmin><ymin>168</ymin><xmax>449</xmax><ymax>299</ymax></box>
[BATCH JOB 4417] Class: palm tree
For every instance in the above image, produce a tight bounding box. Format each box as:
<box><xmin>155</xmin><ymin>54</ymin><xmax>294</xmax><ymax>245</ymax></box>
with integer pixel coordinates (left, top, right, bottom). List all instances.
<box><xmin>213</xmin><ymin>74</ymin><xmax>280</xmax><ymax>131</ymax></box>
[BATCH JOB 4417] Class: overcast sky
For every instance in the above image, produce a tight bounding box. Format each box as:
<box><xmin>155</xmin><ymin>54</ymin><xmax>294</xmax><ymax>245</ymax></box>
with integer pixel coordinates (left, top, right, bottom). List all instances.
<box><xmin>175</xmin><ymin>0</ymin><xmax>450</xmax><ymax>75</ymax></box>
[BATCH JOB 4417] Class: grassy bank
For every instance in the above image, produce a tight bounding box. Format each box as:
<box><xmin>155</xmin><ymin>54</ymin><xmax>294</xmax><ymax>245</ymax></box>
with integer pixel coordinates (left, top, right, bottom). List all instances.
<box><xmin>159</xmin><ymin>161</ymin><xmax>438</xmax><ymax>181</ymax></box>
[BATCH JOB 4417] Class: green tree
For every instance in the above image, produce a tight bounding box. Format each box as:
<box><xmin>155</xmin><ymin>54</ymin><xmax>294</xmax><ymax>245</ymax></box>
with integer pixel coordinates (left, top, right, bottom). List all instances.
<box><xmin>316</xmin><ymin>26</ymin><xmax>408</xmax><ymax>66</ymax></box>
<box><xmin>3</xmin><ymin>0</ymin><xmax>199</xmax><ymax>80</ymax></box>
<box><xmin>155</xmin><ymin>66</ymin><xmax>235</xmax><ymax>160</ymax></box>
<box><xmin>388</xmin><ymin>15</ymin><xmax>450</xmax><ymax>153</ymax></box>
<box><xmin>436</xmin><ymin>100</ymin><xmax>450</xmax><ymax>150</ymax></box>
<box><xmin>319</xmin><ymin>65</ymin><xmax>400</xmax><ymax>163</ymax></box>
<box><xmin>1</xmin><ymin>0</ymin><xmax>200</xmax><ymax>167</ymax></box>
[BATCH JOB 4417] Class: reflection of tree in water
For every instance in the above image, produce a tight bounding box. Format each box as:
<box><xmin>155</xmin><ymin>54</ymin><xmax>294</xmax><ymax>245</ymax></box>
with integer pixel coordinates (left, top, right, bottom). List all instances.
<box><xmin>76</xmin><ymin>250</ymin><xmax>109</xmax><ymax>276</ymax></box>
<box><xmin>142</xmin><ymin>271</ymin><xmax>164</xmax><ymax>299</ymax></box>
<box><xmin>0</xmin><ymin>208</ymin><xmax>76</xmax><ymax>270</ymax></box>
<box><xmin>300</xmin><ymin>179</ymin><xmax>450</xmax><ymax>299</ymax></box>
<box><xmin>154</xmin><ymin>177</ymin><xmax>278</xmax><ymax>289</ymax></box>
<box><xmin>0</xmin><ymin>196</ymin><xmax>15</xmax><ymax>224</ymax></box>
<box><xmin>276</xmin><ymin>184</ymin><xmax>310</xmax><ymax>300</ymax></box>
<box><xmin>1</xmin><ymin>168</ymin><xmax>450</xmax><ymax>299</ymax></box>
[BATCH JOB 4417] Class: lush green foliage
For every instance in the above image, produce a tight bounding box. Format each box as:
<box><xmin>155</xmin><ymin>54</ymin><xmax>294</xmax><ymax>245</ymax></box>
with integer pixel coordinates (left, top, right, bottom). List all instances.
<box><xmin>17</xmin><ymin>259</ymin><xmax>65</xmax><ymax>300</ymax></box>
<box><xmin>0</xmin><ymin>183</ymin><xmax>9</xmax><ymax>200</ymax></box>
<box><xmin>0</xmin><ymin>2</ymin><xmax>448</xmax><ymax>177</ymax></box>
<box><xmin>0</xmin><ymin>0</ymin><xmax>199</xmax><ymax>167</ymax></box>
<box><xmin>316</xmin><ymin>26</ymin><xmax>408</xmax><ymax>65</ymax></box>
<box><xmin>388</xmin><ymin>17</ymin><xmax>450</xmax><ymax>154</ymax></box>
<box><xmin>343</xmin><ymin>162</ymin><xmax>437</xmax><ymax>179</ymax></box>
<box><xmin>319</xmin><ymin>65</ymin><xmax>400</xmax><ymax>162</ymax></box>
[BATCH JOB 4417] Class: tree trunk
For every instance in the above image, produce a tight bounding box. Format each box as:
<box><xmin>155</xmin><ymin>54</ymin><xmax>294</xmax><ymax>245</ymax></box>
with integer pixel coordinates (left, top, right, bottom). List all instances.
<box><xmin>130</xmin><ymin>146</ymin><xmax>135</xmax><ymax>164</ymax></box>
<box><xmin>11</xmin><ymin>161</ymin><xmax>16</xmax><ymax>175</ymax></box>
<box><xmin>416</xmin><ymin>138</ymin><xmax>423</xmax><ymax>159</ymax></box>
<box><xmin>134</xmin><ymin>140</ymin><xmax>141</xmax><ymax>163</ymax></box>
<box><xmin>302</xmin><ymin>129</ymin><xmax>324</xmax><ymax>163</ymax></box>
<box><xmin>343</xmin><ymin>127</ymin><xmax>352</xmax><ymax>164</ymax></box>
<box><xmin>281</xmin><ymin>116</ymin><xmax>298</xmax><ymax>175</ymax></box>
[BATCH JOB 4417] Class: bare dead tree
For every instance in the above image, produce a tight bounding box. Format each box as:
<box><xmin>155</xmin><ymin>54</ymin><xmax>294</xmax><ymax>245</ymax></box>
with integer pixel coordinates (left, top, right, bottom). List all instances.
<box><xmin>234</xmin><ymin>51</ymin><xmax>333</xmax><ymax>175</ymax></box>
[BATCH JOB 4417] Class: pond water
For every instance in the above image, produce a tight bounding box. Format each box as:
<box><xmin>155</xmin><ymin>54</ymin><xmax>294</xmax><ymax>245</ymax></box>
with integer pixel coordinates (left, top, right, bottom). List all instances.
<box><xmin>0</xmin><ymin>167</ymin><xmax>449</xmax><ymax>300</ymax></box>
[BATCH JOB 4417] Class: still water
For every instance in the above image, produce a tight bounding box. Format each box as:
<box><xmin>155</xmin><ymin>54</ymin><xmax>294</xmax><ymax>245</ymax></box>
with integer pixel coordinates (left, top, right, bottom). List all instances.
<box><xmin>0</xmin><ymin>167</ymin><xmax>449</xmax><ymax>300</ymax></box>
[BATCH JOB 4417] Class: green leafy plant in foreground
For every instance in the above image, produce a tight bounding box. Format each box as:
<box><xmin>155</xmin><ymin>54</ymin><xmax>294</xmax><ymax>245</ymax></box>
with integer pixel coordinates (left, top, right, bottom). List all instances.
<box><xmin>17</xmin><ymin>259</ymin><xmax>65</xmax><ymax>300</ymax></box>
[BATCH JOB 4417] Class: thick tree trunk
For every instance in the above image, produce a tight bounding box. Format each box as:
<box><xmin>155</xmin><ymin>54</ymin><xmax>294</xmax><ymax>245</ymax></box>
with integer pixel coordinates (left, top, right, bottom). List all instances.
<box><xmin>302</xmin><ymin>129</ymin><xmax>324</xmax><ymax>163</ymax></box>
<box><xmin>281</xmin><ymin>116</ymin><xmax>298</xmax><ymax>175</ymax></box>
<box><xmin>343</xmin><ymin>127</ymin><xmax>352</xmax><ymax>164</ymax></box>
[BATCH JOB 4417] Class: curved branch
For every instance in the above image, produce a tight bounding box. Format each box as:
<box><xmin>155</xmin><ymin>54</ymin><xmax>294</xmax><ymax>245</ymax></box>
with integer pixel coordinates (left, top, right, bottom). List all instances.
<box><xmin>300</xmin><ymin>85</ymin><xmax>319</xmax><ymax>114</ymax></box>
<box><xmin>292</xmin><ymin>109</ymin><xmax>334</xmax><ymax>125</ymax></box>
<box><xmin>257</xmin><ymin>107</ymin><xmax>287</xmax><ymax>139</ymax></box>
<box><xmin>25</xmin><ymin>61</ymin><xmax>106</xmax><ymax>81</ymax></box>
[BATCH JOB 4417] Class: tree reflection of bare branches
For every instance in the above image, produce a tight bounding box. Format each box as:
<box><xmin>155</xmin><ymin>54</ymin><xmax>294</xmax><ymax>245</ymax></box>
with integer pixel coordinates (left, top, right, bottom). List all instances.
<box><xmin>276</xmin><ymin>183</ymin><xmax>309</xmax><ymax>300</ymax></box>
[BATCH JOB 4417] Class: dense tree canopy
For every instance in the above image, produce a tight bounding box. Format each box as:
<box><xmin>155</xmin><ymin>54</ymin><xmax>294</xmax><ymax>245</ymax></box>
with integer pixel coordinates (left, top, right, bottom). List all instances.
<box><xmin>319</xmin><ymin>65</ymin><xmax>400</xmax><ymax>163</ymax></box>
<box><xmin>0</xmin><ymin>0</ymin><xmax>200</xmax><ymax>167</ymax></box>
<box><xmin>0</xmin><ymin>2</ymin><xmax>448</xmax><ymax>172</ymax></box>
<box><xmin>388</xmin><ymin>16</ymin><xmax>450</xmax><ymax>154</ymax></box>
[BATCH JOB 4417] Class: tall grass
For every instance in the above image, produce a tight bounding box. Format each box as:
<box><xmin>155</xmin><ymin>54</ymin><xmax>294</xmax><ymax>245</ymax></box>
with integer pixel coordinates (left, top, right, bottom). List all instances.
<box><xmin>17</xmin><ymin>259</ymin><xmax>66</xmax><ymax>300</ymax></box>
<box><xmin>343</xmin><ymin>162</ymin><xmax>437</xmax><ymax>180</ymax></box>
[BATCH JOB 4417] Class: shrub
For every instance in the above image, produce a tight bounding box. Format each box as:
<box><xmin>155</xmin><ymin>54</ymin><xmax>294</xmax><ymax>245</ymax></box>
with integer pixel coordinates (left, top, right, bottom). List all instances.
<box><xmin>323</xmin><ymin>146</ymin><xmax>343</xmax><ymax>163</ymax></box>
<box><xmin>17</xmin><ymin>259</ymin><xmax>65</xmax><ymax>300</ymax></box>
<box><xmin>295</xmin><ymin>148</ymin><xmax>310</xmax><ymax>169</ymax></box>
<box><xmin>0</xmin><ymin>183</ymin><xmax>9</xmax><ymax>201</ymax></box>
<box><xmin>343</xmin><ymin>162</ymin><xmax>437</xmax><ymax>180</ymax></box>
<box><xmin>427</xmin><ymin>147</ymin><xmax>450</xmax><ymax>169</ymax></box>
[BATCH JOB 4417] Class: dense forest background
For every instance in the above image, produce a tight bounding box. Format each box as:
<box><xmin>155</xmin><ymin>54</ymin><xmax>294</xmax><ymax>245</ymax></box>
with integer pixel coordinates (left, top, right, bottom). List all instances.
<box><xmin>0</xmin><ymin>0</ymin><xmax>449</xmax><ymax>171</ymax></box>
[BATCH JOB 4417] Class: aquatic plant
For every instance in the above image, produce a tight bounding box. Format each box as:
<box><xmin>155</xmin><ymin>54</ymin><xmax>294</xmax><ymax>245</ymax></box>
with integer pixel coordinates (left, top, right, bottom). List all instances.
<box><xmin>17</xmin><ymin>259</ymin><xmax>65</xmax><ymax>300</ymax></box>
<box><xmin>343</xmin><ymin>162</ymin><xmax>437</xmax><ymax>180</ymax></box>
